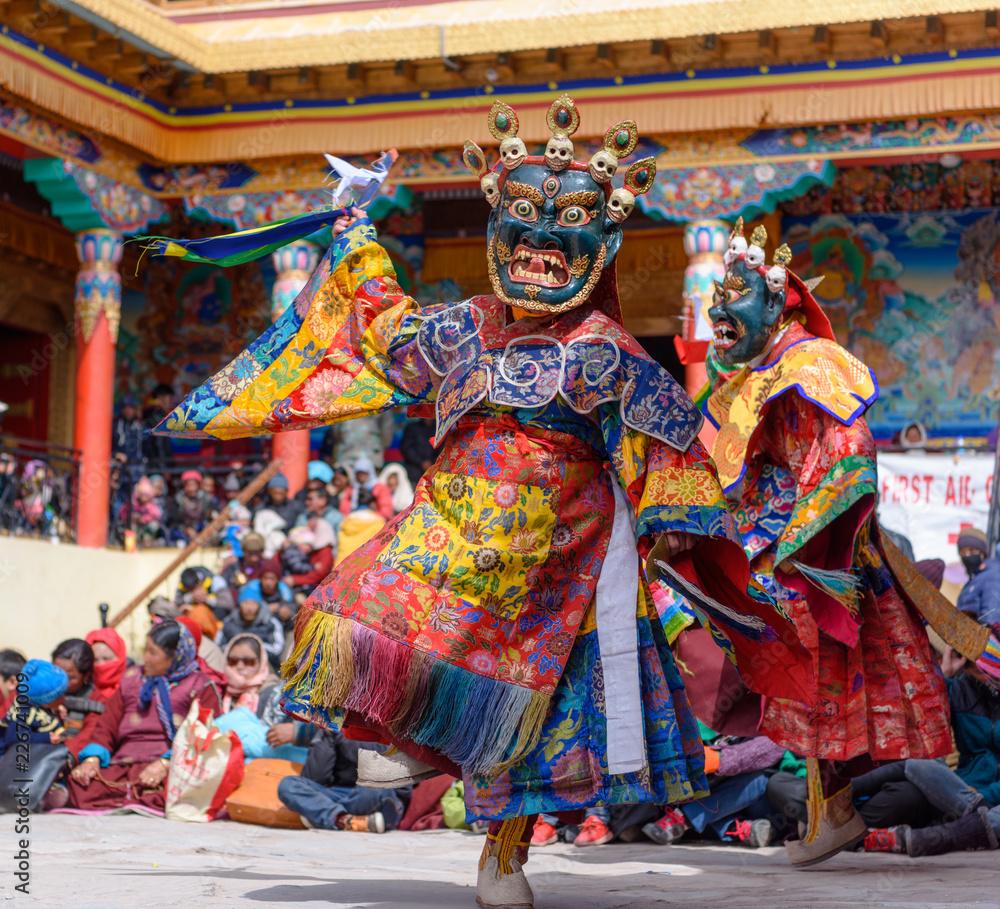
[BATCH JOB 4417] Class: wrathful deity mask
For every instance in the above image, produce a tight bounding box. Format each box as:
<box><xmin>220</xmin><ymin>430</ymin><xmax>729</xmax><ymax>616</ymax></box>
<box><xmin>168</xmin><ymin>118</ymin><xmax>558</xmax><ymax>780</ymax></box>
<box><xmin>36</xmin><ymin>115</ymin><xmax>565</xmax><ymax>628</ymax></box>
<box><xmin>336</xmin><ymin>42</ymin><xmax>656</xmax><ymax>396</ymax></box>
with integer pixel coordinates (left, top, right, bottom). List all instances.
<box><xmin>709</xmin><ymin>220</ymin><xmax>791</xmax><ymax>366</ymax></box>
<box><xmin>463</xmin><ymin>95</ymin><xmax>655</xmax><ymax>315</ymax></box>
<box><xmin>486</xmin><ymin>164</ymin><xmax>620</xmax><ymax>313</ymax></box>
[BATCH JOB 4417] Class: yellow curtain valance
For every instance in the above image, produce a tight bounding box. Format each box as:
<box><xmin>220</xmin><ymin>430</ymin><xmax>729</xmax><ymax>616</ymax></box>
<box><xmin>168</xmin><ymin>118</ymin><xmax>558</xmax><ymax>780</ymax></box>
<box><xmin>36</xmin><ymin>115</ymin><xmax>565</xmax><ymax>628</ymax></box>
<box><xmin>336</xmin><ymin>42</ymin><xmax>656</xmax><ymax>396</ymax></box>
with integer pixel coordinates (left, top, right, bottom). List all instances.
<box><xmin>6</xmin><ymin>34</ymin><xmax>1000</xmax><ymax>162</ymax></box>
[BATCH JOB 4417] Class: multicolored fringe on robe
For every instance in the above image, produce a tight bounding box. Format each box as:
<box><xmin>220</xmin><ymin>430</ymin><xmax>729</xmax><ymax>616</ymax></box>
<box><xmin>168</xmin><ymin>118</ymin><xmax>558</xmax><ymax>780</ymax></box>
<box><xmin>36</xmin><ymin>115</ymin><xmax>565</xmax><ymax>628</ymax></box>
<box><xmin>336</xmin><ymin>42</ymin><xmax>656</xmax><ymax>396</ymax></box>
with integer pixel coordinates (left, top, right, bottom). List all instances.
<box><xmin>283</xmin><ymin>610</ymin><xmax>549</xmax><ymax>777</ymax></box>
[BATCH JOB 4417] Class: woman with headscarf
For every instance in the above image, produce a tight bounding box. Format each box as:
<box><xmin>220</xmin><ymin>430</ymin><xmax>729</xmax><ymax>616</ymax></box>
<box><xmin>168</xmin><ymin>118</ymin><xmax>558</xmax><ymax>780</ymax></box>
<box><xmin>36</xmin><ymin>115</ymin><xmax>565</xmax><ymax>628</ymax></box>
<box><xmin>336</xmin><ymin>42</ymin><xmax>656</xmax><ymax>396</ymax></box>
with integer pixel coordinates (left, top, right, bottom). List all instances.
<box><xmin>349</xmin><ymin>457</ymin><xmax>394</xmax><ymax>521</ymax></box>
<box><xmin>85</xmin><ymin>628</ymin><xmax>128</xmax><ymax>701</ymax></box>
<box><xmin>377</xmin><ymin>463</ymin><xmax>414</xmax><ymax>514</ymax></box>
<box><xmin>66</xmin><ymin>621</ymin><xmax>222</xmax><ymax>814</ymax></box>
<box><xmin>176</xmin><ymin>616</ymin><xmax>229</xmax><ymax>687</ymax></box>
<box><xmin>220</xmin><ymin>634</ymin><xmax>275</xmax><ymax>714</ymax></box>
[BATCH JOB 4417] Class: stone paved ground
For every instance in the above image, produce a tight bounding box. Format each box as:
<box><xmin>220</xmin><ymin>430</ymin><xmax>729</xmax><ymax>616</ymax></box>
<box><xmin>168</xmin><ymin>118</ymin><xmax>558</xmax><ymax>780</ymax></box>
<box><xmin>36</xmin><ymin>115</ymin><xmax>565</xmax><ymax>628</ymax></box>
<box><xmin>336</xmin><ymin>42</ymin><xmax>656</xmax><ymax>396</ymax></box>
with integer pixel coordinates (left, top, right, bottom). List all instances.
<box><xmin>3</xmin><ymin>814</ymin><xmax>999</xmax><ymax>908</ymax></box>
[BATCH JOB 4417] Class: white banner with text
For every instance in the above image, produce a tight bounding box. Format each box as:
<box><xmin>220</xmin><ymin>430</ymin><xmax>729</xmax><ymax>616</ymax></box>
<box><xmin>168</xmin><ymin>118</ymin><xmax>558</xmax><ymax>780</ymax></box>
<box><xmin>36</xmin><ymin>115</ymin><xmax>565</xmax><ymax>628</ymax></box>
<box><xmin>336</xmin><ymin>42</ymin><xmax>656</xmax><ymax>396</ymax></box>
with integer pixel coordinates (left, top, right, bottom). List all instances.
<box><xmin>876</xmin><ymin>451</ymin><xmax>996</xmax><ymax>561</ymax></box>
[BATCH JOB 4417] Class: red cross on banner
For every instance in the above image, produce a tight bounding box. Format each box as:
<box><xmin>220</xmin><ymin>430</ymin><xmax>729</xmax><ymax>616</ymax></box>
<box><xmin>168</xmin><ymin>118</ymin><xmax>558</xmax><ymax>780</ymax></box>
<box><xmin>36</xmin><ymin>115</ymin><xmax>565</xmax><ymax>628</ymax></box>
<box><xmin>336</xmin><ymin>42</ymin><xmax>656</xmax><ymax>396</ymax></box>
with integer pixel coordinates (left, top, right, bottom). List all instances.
<box><xmin>948</xmin><ymin>523</ymin><xmax>975</xmax><ymax>545</ymax></box>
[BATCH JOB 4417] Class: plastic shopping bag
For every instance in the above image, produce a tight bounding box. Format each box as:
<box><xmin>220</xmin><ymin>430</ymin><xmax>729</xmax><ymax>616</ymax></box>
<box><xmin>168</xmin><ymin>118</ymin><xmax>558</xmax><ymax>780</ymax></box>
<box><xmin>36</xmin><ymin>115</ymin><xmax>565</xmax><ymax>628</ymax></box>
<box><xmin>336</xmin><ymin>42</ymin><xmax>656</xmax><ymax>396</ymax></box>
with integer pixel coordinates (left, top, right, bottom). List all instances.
<box><xmin>165</xmin><ymin>699</ymin><xmax>245</xmax><ymax>822</ymax></box>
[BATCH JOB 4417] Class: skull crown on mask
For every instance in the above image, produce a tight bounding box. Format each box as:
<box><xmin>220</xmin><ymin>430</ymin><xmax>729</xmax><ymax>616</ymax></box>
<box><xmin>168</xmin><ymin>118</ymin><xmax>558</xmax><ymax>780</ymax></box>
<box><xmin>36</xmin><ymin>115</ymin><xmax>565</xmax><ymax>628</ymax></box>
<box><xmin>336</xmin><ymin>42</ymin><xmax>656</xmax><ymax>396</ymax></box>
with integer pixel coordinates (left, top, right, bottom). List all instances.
<box><xmin>709</xmin><ymin>220</ymin><xmax>797</xmax><ymax>367</ymax></box>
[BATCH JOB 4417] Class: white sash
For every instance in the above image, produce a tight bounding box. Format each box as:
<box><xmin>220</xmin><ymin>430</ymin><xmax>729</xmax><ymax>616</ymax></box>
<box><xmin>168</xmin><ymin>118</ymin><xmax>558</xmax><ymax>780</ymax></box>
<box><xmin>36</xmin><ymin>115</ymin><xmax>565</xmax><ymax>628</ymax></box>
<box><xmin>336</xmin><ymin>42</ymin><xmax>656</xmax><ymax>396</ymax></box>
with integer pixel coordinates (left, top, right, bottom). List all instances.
<box><xmin>594</xmin><ymin>474</ymin><xmax>647</xmax><ymax>776</ymax></box>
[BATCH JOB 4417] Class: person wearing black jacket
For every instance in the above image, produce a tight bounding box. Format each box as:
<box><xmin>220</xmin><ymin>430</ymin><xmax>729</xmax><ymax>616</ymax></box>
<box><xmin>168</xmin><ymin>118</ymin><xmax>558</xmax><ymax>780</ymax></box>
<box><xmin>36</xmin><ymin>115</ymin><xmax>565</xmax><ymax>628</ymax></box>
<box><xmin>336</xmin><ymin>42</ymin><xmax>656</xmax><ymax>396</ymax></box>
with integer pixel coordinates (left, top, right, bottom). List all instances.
<box><xmin>111</xmin><ymin>396</ymin><xmax>145</xmax><ymax>465</ymax></box>
<box><xmin>277</xmin><ymin>731</ymin><xmax>410</xmax><ymax>833</ymax></box>
<box><xmin>253</xmin><ymin>472</ymin><xmax>302</xmax><ymax>528</ymax></box>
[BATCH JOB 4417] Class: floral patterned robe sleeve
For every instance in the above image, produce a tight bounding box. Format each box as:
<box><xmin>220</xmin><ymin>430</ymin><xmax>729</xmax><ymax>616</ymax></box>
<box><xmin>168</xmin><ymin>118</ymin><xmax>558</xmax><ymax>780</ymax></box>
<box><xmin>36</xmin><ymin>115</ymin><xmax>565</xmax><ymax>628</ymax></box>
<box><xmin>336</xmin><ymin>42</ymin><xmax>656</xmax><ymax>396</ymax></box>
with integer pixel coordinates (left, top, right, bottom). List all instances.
<box><xmin>600</xmin><ymin>408</ymin><xmax>814</xmax><ymax>703</ymax></box>
<box><xmin>158</xmin><ymin>218</ymin><xmax>434</xmax><ymax>440</ymax></box>
<box><xmin>756</xmin><ymin>392</ymin><xmax>878</xmax><ymax>571</ymax></box>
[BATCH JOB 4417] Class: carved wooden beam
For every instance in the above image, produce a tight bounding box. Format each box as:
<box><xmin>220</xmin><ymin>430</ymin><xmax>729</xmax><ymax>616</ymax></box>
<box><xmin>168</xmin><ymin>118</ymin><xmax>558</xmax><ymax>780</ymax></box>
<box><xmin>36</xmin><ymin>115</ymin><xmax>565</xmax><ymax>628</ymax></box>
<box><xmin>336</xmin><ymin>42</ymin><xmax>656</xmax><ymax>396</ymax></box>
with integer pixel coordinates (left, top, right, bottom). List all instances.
<box><xmin>870</xmin><ymin>19</ymin><xmax>889</xmax><ymax>48</ymax></box>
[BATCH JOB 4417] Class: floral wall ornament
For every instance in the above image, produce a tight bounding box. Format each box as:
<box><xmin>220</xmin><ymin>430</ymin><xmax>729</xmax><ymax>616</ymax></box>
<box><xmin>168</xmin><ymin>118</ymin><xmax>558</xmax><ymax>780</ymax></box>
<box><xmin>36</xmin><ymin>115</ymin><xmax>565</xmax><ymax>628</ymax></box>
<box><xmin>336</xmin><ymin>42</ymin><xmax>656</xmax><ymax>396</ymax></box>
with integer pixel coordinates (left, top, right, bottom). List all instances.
<box><xmin>640</xmin><ymin>160</ymin><xmax>834</xmax><ymax>222</ymax></box>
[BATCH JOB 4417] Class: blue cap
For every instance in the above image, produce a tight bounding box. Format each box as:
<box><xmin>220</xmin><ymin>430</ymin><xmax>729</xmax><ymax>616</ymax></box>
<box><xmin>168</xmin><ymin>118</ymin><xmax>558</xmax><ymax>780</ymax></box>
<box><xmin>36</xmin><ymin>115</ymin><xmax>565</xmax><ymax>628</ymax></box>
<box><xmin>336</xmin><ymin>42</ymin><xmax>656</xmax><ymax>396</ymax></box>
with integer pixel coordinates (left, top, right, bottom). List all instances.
<box><xmin>20</xmin><ymin>659</ymin><xmax>69</xmax><ymax>706</ymax></box>
<box><xmin>267</xmin><ymin>472</ymin><xmax>289</xmax><ymax>490</ymax></box>
<box><xmin>308</xmin><ymin>461</ymin><xmax>334</xmax><ymax>483</ymax></box>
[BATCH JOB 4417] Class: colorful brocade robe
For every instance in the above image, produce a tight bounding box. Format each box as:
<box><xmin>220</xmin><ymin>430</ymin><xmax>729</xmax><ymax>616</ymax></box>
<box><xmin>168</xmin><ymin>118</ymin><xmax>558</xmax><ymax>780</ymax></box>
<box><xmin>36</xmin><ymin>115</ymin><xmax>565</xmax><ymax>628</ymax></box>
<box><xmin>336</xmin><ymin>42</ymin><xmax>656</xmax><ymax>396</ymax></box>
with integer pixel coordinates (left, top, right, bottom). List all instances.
<box><xmin>704</xmin><ymin>320</ymin><xmax>952</xmax><ymax>762</ymax></box>
<box><xmin>160</xmin><ymin>219</ymin><xmax>812</xmax><ymax>820</ymax></box>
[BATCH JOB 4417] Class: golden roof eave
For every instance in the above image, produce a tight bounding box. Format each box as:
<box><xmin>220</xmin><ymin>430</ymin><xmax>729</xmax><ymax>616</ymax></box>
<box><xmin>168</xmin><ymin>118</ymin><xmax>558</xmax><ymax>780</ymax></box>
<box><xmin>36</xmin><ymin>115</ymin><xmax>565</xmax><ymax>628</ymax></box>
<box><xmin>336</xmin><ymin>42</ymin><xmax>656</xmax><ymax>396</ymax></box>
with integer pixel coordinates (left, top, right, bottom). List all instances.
<box><xmin>68</xmin><ymin>0</ymin><xmax>1000</xmax><ymax>72</ymax></box>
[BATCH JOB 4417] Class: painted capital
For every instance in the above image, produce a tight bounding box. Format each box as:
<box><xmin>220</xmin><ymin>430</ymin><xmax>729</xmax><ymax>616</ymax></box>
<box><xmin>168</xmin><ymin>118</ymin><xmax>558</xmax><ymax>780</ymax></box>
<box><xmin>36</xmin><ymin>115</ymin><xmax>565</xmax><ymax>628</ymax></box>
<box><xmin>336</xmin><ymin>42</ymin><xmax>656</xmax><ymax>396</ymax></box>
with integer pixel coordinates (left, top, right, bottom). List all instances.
<box><xmin>271</xmin><ymin>240</ymin><xmax>321</xmax><ymax>321</ymax></box>
<box><xmin>682</xmin><ymin>219</ymin><xmax>728</xmax><ymax>343</ymax></box>
<box><xmin>74</xmin><ymin>229</ymin><xmax>124</xmax><ymax>344</ymax></box>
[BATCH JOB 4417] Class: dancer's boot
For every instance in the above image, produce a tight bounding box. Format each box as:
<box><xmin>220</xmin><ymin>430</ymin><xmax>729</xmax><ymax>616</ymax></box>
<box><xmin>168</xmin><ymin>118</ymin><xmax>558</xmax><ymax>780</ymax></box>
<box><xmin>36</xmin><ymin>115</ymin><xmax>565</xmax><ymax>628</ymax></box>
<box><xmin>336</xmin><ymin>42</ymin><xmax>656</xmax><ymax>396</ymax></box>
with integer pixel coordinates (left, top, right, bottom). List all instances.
<box><xmin>786</xmin><ymin>759</ymin><xmax>866</xmax><ymax>867</ymax></box>
<box><xmin>476</xmin><ymin>815</ymin><xmax>536</xmax><ymax>909</ymax></box>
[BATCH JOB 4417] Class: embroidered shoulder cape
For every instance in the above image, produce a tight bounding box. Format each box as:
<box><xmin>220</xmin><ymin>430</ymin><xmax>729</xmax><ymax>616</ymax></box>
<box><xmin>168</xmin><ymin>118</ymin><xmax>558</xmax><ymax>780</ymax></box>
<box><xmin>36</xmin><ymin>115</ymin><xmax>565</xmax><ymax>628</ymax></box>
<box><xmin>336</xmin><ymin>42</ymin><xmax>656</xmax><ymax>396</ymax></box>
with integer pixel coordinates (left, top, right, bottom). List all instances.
<box><xmin>705</xmin><ymin>321</ymin><xmax>878</xmax><ymax>494</ymax></box>
<box><xmin>160</xmin><ymin>220</ymin><xmax>701</xmax><ymax>453</ymax></box>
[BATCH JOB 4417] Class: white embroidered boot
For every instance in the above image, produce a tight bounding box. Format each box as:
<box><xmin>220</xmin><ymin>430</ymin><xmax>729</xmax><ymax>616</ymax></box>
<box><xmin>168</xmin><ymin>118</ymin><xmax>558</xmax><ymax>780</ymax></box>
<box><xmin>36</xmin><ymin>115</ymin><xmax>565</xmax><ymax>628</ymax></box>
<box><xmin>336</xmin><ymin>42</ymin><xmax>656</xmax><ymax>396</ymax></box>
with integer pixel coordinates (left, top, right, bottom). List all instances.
<box><xmin>356</xmin><ymin>747</ymin><xmax>440</xmax><ymax>789</ymax></box>
<box><xmin>476</xmin><ymin>817</ymin><xmax>535</xmax><ymax>909</ymax></box>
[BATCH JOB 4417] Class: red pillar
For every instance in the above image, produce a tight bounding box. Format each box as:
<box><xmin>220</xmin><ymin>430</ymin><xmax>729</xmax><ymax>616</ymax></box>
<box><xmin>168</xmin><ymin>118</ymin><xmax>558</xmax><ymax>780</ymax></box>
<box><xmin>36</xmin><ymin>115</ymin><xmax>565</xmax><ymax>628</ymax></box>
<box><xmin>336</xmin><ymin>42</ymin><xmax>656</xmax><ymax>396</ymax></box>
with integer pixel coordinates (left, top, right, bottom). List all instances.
<box><xmin>272</xmin><ymin>432</ymin><xmax>311</xmax><ymax>496</ymax></box>
<box><xmin>73</xmin><ymin>229</ymin><xmax>123</xmax><ymax>547</ymax></box>
<box><xmin>269</xmin><ymin>241</ymin><xmax>321</xmax><ymax>496</ymax></box>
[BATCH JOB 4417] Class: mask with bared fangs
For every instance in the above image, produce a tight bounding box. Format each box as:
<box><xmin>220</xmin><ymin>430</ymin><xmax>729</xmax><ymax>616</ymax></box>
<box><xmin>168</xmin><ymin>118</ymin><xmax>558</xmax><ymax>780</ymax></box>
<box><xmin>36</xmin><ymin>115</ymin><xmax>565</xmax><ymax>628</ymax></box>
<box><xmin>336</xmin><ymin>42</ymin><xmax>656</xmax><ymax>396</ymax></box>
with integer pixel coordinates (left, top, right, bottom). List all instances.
<box><xmin>708</xmin><ymin>257</ymin><xmax>786</xmax><ymax>367</ymax></box>
<box><xmin>486</xmin><ymin>163</ymin><xmax>623</xmax><ymax>314</ymax></box>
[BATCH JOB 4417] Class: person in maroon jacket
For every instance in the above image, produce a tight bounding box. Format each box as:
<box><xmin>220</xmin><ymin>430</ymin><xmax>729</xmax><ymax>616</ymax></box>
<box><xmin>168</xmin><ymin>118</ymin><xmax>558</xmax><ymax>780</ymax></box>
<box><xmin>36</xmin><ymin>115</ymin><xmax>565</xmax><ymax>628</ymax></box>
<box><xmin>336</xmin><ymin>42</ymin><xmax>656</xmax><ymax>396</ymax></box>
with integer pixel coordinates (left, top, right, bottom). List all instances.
<box><xmin>67</xmin><ymin>622</ymin><xmax>221</xmax><ymax>814</ymax></box>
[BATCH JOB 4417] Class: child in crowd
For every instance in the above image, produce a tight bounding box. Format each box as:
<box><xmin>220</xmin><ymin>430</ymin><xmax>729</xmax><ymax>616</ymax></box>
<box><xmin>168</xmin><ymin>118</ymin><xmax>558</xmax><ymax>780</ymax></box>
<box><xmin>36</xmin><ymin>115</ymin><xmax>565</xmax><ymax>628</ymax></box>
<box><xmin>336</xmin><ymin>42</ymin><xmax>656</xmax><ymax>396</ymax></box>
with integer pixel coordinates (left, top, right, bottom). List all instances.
<box><xmin>238</xmin><ymin>559</ymin><xmax>294</xmax><ymax>625</ymax></box>
<box><xmin>126</xmin><ymin>477</ymin><xmax>164</xmax><ymax>546</ymax></box>
<box><xmin>0</xmin><ymin>660</ymin><xmax>68</xmax><ymax>759</ymax></box>
<box><xmin>0</xmin><ymin>649</ymin><xmax>26</xmax><ymax>717</ymax></box>
<box><xmin>148</xmin><ymin>475</ymin><xmax>168</xmax><ymax>514</ymax></box>
<box><xmin>282</xmin><ymin>523</ymin><xmax>335</xmax><ymax>600</ymax></box>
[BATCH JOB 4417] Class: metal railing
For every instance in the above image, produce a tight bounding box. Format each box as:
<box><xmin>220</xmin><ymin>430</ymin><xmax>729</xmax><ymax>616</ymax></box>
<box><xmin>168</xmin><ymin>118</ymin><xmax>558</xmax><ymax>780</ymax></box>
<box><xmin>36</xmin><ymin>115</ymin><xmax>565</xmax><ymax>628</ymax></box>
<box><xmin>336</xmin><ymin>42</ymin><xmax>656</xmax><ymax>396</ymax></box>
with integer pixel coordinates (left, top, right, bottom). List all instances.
<box><xmin>0</xmin><ymin>435</ymin><xmax>81</xmax><ymax>543</ymax></box>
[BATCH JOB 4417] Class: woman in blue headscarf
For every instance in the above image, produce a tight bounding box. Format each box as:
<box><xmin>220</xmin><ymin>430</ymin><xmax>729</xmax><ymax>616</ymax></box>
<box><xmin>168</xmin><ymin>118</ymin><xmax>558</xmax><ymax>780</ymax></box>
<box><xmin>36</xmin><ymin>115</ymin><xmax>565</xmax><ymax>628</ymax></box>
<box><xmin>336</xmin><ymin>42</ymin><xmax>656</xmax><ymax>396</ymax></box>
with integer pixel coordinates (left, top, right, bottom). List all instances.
<box><xmin>67</xmin><ymin>621</ymin><xmax>222</xmax><ymax>815</ymax></box>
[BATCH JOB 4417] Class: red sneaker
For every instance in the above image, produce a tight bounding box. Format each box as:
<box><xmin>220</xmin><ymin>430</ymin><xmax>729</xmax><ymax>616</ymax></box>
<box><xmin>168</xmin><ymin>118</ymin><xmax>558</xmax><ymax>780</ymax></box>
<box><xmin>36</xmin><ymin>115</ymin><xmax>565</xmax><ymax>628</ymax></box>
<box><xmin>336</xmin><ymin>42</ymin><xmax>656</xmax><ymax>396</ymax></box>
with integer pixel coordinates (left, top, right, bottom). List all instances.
<box><xmin>864</xmin><ymin>826</ymin><xmax>908</xmax><ymax>853</ymax></box>
<box><xmin>531</xmin><ymin>819</ymin><xmax>559</xmax><ymax>847</ymax></box>
<box><xmin>724</xmin><ymin>818</ymin><xmax>772</xmax><ymax>847</ymax></box>
<box><xmin>574</xmin><ymin>816</ymin><xmax>614</xmax><ymax>847</ymax></box>
<box><xmin>643</xmin><ymin>807</ymin><xmax>688</xmax><ymax>845</ymax></box>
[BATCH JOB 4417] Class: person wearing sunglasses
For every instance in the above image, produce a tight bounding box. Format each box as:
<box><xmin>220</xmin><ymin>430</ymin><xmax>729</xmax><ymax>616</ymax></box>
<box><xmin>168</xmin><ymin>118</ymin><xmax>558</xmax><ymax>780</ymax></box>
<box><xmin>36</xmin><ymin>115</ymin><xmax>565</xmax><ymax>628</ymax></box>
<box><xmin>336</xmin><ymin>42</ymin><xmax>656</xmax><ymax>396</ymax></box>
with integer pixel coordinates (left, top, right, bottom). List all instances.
<box><xmin>220</xmin><ymin>634</ymin><xmax>274</xmax><ymax>715</ymax></box>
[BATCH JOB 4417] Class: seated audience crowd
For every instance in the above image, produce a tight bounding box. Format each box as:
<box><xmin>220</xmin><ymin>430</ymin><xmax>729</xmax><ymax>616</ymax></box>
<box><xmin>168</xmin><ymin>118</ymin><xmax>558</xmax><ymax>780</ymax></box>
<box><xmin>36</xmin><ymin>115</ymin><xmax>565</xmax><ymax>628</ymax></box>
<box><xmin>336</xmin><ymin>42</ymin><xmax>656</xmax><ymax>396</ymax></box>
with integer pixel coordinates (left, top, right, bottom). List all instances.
<box><xmin>2</xmin><ymin>495</ymin><xmax>998</xmax><ymax>862</ymax></box>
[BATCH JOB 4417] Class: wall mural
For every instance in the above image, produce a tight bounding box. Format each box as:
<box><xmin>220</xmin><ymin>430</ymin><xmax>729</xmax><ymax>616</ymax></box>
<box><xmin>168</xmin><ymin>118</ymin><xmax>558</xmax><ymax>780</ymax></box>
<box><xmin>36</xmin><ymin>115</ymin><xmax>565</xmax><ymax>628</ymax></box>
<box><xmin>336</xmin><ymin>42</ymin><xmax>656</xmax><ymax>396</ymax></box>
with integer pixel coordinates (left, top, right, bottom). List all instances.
<box><xmin>785</xmin><ymin>209</ymin><xmax>1000</xmax><ymax>438</ymax></box>
<box><xmin>116</xmin><ymin>216</ymin><xmax>272</xmax><ymax>405</ymax></box>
